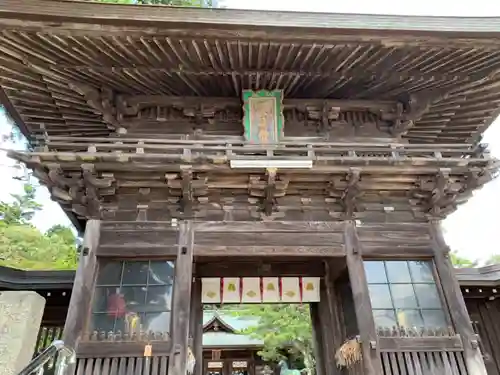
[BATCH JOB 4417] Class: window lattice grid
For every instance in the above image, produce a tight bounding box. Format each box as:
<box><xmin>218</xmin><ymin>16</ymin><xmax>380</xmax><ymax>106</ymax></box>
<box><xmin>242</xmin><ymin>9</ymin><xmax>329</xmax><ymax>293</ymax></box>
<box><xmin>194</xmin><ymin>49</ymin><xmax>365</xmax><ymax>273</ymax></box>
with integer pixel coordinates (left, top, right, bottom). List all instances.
<box><xmin>364</xmin><ymin>260</ymin><xmax>447</xmax><ymax>331</ymax></box>
<box><xmin>90</xmin><ymin>260</ymin><xmax>175</xmax><ymax>337</ymax></box>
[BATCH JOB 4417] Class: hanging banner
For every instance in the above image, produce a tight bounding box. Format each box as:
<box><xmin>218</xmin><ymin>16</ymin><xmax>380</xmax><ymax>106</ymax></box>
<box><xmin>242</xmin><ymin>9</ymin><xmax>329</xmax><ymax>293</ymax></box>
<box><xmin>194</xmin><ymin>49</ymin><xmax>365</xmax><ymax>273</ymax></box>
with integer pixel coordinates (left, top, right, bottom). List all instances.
<box><xmin>201</xmin><ymin>277</ymin><xmax>320</xmax><ymax>303</ymax></box>
<box><xmin>280</xmin><ymin>277</ymin><xmax>301</xmax><ymax>303</ymax></box>
<box><xmin>202</xmin><ymin>278</ymin><xmax>221</xmax><ymax>303</ymax></box>
<box><xmin>241</xmin><ymin>277</ymin><xmax>262</xmax><ymax>303</ymax></box>
<box><xmin>262</xmin><ymin>277</ymin><xmax>280</xmax><ymax>302</ymax></box>
<box><xmin>222</xmin><ymin>277</ymin><xmax>241</xmax><ymax>303</ymax></box>
<box><xmin>301</xmin><ymin>277</ymin><xmax>320</xmax><ymax>302</ymax></box>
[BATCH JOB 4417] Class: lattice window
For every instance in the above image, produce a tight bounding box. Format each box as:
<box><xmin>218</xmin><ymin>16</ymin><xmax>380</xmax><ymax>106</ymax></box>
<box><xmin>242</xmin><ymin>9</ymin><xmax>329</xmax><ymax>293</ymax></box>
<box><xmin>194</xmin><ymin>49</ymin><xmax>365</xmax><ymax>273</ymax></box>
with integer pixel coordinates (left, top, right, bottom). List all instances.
<box><xmin>90</xmin><ymin>260</ymin><xmax>175</xmax><ymax>338</ymax></box>
<box><xmin>364</xmin><ymin>260</ymin><xmax>447</xmax><ymax>331</ymax></box>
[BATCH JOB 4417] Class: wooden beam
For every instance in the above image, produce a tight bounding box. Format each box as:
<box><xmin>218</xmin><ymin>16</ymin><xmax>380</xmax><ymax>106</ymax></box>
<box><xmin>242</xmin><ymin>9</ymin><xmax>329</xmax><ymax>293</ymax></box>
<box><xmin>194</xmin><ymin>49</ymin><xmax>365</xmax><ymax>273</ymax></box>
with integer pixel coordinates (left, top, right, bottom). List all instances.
<box><xmin>77</xmin><ymin>341</ymin><xmax>172</xmax><ymax>358</ymax></box>
<box><xmin>62</xmin><ymin>220</ymin><xmax>100</xmax><ymax>360</ymax></box>
<box><xmin>344</xmin><ymin>221</ymin><xmax>383</xmax><ymax>375</ymax></box>
<box><xmin>193</xmin><ymin>221</ymin><xmax>344</xmax><ymax>232</ymax></box>
<box><xmin>361</xmin><ymin>245</ymin><xmax>434</xmax><ymax>258</ymax></box>
<box><xmin>195</xmin><ymin>261</ymin><xmax>325</xmax><ymax>277</ymax></box>
<box><xmin>1</xmin><ymin>1</ymin><xmax>500</xmax><ymax>49</ymax></box>
<box><xmin>168</xmin><ymin>220</ymin><xmax>195</xmax><ymax>375</ymax></box>
<box><xmin>378</xmin><ymin>336</ymin><xmax>463</xmax><ymax>352</ymax></box>
<box><xmin>193</xmin><ymin>245</ymin><xmax>345</xmax><ymax>257</ymax></box>
<box><xmin>430</xmin><ymin>221</ymin><xmax>488</xmax><ymax>375</ymax></box>
<box><xmin>121</xmin><ymin>95</ymin><xmax>397</xmax><ymax>113</ymax></box>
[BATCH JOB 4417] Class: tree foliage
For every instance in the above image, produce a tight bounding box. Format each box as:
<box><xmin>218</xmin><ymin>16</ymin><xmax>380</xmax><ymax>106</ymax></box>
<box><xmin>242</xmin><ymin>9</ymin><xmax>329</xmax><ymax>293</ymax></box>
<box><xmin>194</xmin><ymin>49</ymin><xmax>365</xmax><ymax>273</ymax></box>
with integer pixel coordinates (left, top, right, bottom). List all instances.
<box><xmin>450</xmin><ymin>251</ymin><xmax>478</xmax><ymax>268</ymax></box>
<box><xmin>232</xmin><ymin>304</ymin><xmax>315</xmax><ymax>373</ymax></box>
<box><xmin>0</xmin><ymin>183</ymin><xmax>78</xmax><ymax>270</ymax></box>
<box><xmin>0</xmin><ymin>183</ymin><xmax>41</xmax><ymax>224</ymax></box>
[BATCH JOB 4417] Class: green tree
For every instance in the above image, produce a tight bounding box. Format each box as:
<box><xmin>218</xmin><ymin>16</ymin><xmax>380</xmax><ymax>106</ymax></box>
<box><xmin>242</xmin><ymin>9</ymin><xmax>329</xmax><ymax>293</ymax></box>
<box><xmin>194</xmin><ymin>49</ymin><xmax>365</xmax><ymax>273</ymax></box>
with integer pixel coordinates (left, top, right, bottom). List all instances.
<box><xmin>0</xmin><ymin>182</ymin><xmax>78</xmax><ymax>270</ymax></box>
<box><xmin>0</xmin><ymin>223</ymin><xmax>78</xmax><ymax>270</ymax></box>
<box><xmin>232</xmin><ymin>304</ymin><xmax>315</xmax><ymax>374</ymax></box>
<box><xmin>0</xmin><ymin>183</ymin><xmax>42</xmax><ymax>224</ymax></box>
<box><xmin>450</xmin><ymin>251</ymin><xmax>477</xmax><ymax>268</ymax></box>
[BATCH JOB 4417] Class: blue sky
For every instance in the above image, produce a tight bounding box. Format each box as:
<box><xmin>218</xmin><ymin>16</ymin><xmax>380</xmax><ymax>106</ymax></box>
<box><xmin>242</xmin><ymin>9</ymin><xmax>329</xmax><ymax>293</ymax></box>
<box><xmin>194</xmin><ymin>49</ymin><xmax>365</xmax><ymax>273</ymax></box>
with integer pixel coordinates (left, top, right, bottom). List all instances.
<box><xmin>1</xmin><ymin>0</ymin><xmax>500</xmax><ymax>262</ymax></box>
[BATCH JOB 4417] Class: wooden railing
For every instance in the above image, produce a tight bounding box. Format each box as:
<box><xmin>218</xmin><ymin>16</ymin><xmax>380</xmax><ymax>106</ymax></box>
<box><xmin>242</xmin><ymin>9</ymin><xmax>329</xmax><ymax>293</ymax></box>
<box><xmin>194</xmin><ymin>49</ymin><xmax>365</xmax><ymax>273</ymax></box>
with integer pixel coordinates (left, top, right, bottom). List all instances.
<box><xmin>74</xmin><ymin>355</ymin><xmax>169</xmax><ymax>375</ymax></box>
<box><xmin>380</xmin><ymin>350</ymin><xmax>469</xmax><ymax>375</ymax></box>
<box><xmin>26</xmin><ymin>136</ymin><xmax>494</xmax><ymax>167</ymax></box>
<box><xmin>34</xmin><ymin>324</ymin><xmax>171</xmax><ymax>373</ymax></box>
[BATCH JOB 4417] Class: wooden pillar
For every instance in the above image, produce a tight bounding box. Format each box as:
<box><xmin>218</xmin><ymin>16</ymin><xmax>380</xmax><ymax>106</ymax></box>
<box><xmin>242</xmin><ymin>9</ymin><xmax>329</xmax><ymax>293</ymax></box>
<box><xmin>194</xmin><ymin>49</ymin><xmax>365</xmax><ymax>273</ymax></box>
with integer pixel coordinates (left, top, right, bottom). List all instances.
<box><xmin>323</xmin><ymin>262</ymin><xmax>344</xmax><ymax>375</ymax></box>
<box><xmin>62</xmin><ymin>220</ymin><xmax>101</xmax><ymax>350</ymax></box>
<box><xmin>310</xmin><ymin>303</ymin><xmax>325</xmax><ymax>375</ymax></box>
<box><xmin>430</xmin><ymin>221</ymin><xmax>488</xmax><ymax>375</ymax></box>
<box><xmin>190</xmin><ymin>277</ymin><xmax>204</xmax><ymax>375</ymax></box>
<box><xmin>344</xmin><ymin>221</ymin><xmax>383</xmax><ymax>375</ymax></box>
<box><xmin>311</xmin><ymin>264</ymin><xmax>343</xmax><ymax>375</ymax></box>
<box><xmin>169</xmin><ymin>220</ymin><xmax>195</xmax><ymax>375</ymax></box>
<box><xmin>62</xmin><ymin>220</ymin><xmax>100</xmax><ymax>374</ymax></box>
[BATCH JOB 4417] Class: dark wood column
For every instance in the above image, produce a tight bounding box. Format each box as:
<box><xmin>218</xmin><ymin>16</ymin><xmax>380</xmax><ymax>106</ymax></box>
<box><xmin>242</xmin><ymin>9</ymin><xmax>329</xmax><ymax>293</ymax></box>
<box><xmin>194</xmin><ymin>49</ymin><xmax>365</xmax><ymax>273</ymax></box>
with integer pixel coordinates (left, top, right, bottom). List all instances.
<box><xmin>190</xmin><ymin>277</ymin><xmax>203</xmax><ymax>375</ymax></box>
<box><xmin>310</xmin><ymin>262</ymin><xmax>343</xmax><ymax>375</ymax></box>
<box><xmin>430</xmin><ymin>221</ymin><xmax>488</xmax><ymax>375</ymax></box>
<box><xmin>310</xmin><ymin>303</ymin><xmax>325</xmax><ymax>375</ymax></box>
<box><xmin>169</xmin><ymin>220</ymin><xmax>195</xmax><ymax>375</ymax></box>
<box><xmin>62</xmin><ymin>220</ymin><xmax>100</xmax><ymax>349</ymax></box>
<box><xmin>62</xmin><ymin>220</ymin><xmax>100</xmax><ymax>374</ymax></box>
<box><xmin>344</xmin><ymin>221</ymin><xmax>383</xmax><ymax>375</ymax></box>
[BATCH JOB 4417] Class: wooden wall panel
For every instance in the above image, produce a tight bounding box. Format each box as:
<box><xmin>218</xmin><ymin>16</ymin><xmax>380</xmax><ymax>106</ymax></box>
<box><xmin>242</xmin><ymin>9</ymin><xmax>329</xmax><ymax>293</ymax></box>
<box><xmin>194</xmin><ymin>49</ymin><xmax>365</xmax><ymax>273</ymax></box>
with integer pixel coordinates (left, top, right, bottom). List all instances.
<box><xmin>357</xmin><ymin>223</ymin><xmax>433</xmax><ymax>257</ymax></box>
<box><xmin>98</xmin><ymin>222</ymin><xmax>178</xmax><ymax>257</ymax></box>
<box><xmin>466</xmin><ymin>298</ymin><xmax>500</xmax><ymax>375</ymax></box>
<box><xmin>194</xmin><ymin>221</ymin><xmax>345</xmax><ymax>257</ymax></box>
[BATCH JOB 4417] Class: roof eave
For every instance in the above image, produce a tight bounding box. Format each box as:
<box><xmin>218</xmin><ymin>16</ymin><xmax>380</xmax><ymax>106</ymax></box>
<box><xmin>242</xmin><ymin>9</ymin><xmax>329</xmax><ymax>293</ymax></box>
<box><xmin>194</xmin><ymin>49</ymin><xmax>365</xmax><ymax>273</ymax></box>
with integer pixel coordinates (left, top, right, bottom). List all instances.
<box><xmin>3</xmin><ymin>0</ymin><xmax>500</xmax><ymax>46</ymax></box>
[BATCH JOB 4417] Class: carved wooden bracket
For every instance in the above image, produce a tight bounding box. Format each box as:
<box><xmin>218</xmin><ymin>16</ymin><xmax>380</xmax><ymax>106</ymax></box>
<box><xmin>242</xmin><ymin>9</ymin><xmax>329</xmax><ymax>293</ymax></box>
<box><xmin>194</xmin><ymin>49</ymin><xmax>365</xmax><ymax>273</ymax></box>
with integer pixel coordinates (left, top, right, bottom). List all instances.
<box><xmin>341</xmin><ymin>169</ymin><xmax>361</xmax><ymax>219</ymax></box>
<box><xmin>69</xmin><ymin>83</ymin><xmax>119</xmax><ymax>129</ymax></box>
<box><xmin>391</xmin><ymin>94</ymin><xmax>433</xmax><ymax>136</ymax></box>
<box><xmin>108</xmin><ymin>94</ymin><xmax>402</xmax><ymax>136</ymax></box>
<box><xmin>248</xmin><ymin>169</ymin><xmax>289</xmax><ymax>216</ymax></box>
<box><xmin>165</xmin><ymin>170</ymin><xmax>208</xmax><ymax>218</ymax></box>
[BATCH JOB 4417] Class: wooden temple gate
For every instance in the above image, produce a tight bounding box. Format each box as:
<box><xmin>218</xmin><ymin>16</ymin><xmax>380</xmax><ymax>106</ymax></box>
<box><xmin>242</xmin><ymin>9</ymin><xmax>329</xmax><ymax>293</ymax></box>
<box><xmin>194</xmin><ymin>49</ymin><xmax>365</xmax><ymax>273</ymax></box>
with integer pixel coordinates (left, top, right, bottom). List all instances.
<box><xmin>2</xmin><ymin>2</ymin><xmax>500</xmax><ymax>375</ymax></box>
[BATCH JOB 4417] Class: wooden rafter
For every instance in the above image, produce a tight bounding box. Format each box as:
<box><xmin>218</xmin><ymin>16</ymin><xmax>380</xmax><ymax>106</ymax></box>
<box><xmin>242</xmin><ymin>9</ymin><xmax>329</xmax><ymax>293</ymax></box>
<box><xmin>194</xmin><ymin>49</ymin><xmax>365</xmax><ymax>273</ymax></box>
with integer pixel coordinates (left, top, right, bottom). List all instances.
<box><xmin>2</xmin><ymin>12</ymin><xmax>500</xmax><ymax>143</ymax></box>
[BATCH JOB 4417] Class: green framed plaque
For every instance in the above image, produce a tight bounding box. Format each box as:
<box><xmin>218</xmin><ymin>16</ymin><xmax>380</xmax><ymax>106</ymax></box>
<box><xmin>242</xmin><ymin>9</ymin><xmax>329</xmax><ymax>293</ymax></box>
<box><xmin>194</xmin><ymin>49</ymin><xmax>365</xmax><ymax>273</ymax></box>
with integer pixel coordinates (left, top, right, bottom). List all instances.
<box><xmin>242</xmin><ymin>90</ymin><xmax>284</xmax><ymax>144</ymax></box>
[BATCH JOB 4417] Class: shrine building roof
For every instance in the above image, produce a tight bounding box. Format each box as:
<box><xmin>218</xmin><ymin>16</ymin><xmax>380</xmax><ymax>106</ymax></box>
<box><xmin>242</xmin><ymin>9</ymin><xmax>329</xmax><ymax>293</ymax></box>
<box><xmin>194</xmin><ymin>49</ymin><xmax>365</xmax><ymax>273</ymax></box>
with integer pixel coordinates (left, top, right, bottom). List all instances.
<box><xmin>2</xmin><ymin>1</ymin><xmax>500</xmax><ymax>144</ymax></box>
<box><xmin>202</xmin><ymin>310</ymin><xmax>264</xmax><ymax>347</ymax></box>
<box><xmin>1</xmin><ymin>264</ymin><xmax>500</xmax><ymax>292</ymax></box>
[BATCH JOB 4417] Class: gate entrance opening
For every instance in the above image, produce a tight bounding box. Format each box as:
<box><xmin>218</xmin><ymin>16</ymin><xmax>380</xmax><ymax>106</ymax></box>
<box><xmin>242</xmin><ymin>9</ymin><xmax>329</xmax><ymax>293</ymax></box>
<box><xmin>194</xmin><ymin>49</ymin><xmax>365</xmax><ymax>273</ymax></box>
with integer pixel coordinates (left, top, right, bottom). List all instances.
<box><xmin>193</xmin><ymin>258</ymin><xmax>349</xmax><ymax>375</ymax></box>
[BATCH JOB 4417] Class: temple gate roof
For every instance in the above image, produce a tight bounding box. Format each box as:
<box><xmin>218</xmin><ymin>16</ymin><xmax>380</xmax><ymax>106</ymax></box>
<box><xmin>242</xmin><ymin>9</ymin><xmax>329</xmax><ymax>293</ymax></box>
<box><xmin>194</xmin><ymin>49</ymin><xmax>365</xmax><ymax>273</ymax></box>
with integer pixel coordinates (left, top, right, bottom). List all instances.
<box><xmin>2</xmin><ymin>1</ymin><xmax>500</xmax><ymax>143</ymax></box>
